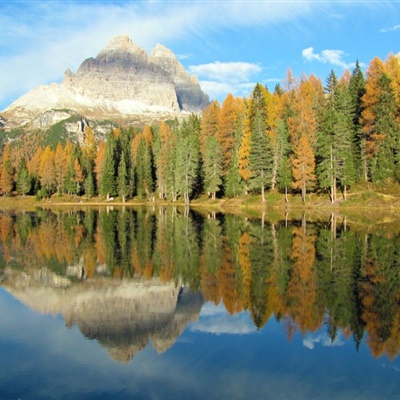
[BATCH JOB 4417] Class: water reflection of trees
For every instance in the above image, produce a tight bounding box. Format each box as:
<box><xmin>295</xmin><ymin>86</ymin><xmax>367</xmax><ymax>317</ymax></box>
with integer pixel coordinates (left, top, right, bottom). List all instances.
<box><xmin>1</xmin><ymin>208</ymin><xmax>400</xmax><ymax>359</ymax></box>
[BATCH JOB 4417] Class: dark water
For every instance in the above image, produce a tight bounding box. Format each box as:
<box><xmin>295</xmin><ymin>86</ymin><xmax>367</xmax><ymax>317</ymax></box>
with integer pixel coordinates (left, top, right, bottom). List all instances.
<box><xmin>0</xmin><ymin>207</ymin><xmax>400</xmax><ymax>399</ymax></box>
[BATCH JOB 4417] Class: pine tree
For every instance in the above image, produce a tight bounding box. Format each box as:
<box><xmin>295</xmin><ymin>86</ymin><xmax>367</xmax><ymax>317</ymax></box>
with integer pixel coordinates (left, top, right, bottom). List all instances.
<box><xmin>84</xmin><ymin>171</ymin><xmax>95</xmax><ymax>199</ymax></box>
<box><xmin>16</xmin><ymin>159</ymin><xmax>31</xmax><ymax>196</ymax></box>
<box><xmin>203</xmin><ymin>136</ymin><xmax>223</xmax><ymax>199</ymax></box>
<box><xmin>276</xmin><ymin>120</ymin><xmax>292</xmax><ymax>202</ymax></box>
<box><xmin>155</xmin><ymin>122</ymin><xmax>175</xmax><ymax>199</ymax></box>
<box><xmin>316</xmin><ymin>71</ymin><xmax>340</xmax><ymax>202</ymax></box>
<box><xmin>349</xmin><ymin>60</ymin><xmax>366</xmax><ymax>179</ymax></box>
<box><xmin>175</xmin><ymin>115</ymin><xmax>201</xmax><ymax>204</ymax></box>
<box><xmin>248</xmin><ymin>83</ymin><xmax>274</xmax><ymax>203</ymax></box>
<box><xmin>117</xmin><ymin>150</ymin><xmax>129</xmax><ymax>202</ymax></box>
<box><xmin>100</xmin><ymin>131</ymin><xmax>118</xmax><ymax>199</ymax></box>
<box><xmin>135</xmin><ymin>136</ymin><xmax>154</xmax><ymax>199</ymax></box>
<box><xmin>225</xmin><ymin>97</ymin><xmax>246</xmax><ymax>197</ymax></box>
<box><xmin>370</xmin><ymin>73</ymin><xmax>400</xmax><ymax>182</ymax></box>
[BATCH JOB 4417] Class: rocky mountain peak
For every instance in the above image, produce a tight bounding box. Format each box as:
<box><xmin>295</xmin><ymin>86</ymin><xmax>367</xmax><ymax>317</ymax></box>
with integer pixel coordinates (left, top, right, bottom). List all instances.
<box><xmin>1</xmin><ymin>35</ymin><xmax>210</xmax><ymax>128</ymax></box>
<box><xmin>97</xmin><ymin>34</ymin><xmax>147</xmax><ymax>60</ymax></box>
<box><xmin>150</xmin><ymin>43</ymin><xmax>177</xmax><ymax>60</ymax></box>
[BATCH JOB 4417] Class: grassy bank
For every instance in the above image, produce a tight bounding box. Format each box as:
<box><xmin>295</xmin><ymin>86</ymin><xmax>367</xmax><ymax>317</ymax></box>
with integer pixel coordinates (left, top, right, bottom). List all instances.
<box><xmin>1</xmin><ymin>182</ymin><xmax>400</xmax><ymax>214</ymax></box>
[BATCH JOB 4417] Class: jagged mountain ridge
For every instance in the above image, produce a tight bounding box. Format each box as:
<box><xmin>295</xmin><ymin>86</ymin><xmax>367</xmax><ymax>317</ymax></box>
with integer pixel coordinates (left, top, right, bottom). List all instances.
<box><xmin>1</xmin><ymin>35</ymin><xmax>210</xmax><ymax>128</ymax></box>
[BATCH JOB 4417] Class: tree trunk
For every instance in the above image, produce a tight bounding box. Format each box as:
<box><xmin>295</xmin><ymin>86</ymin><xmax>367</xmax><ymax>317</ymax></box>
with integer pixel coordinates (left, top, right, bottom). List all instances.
<box><xmin>302</xmin><ymin>182</ymin><xmax>306</xmax><ymax>203</ymax></box>
<box><xmin>284</xmin><ymin>186</ymin><xmax>289</xmax><ymax>203</ymax></box>
<box><xmin>261</xmin><ymin>170</ymin><xmax>265</xmax><ymax>203</ymax></box>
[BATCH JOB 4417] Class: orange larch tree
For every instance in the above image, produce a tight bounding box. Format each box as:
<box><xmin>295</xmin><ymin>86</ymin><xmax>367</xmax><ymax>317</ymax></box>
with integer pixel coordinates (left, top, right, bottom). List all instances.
<box><xmin>292</xmin><ymin>134</ymin><xmax>316</xmax><ymax>203</ymax></box>
<box><xmin>217</xmin><ymin>94</ymin><xmax>238</xmax><ymax>174</ymax></box>
<box><xmin>200</xmin><ymin>100</ymin><xmax>220</xmax><ymax>156</ymax></box>
<box><xmin>39</xmin><ymin>146</ymin><xmax>55</xmax><ymax>195</ymax></box>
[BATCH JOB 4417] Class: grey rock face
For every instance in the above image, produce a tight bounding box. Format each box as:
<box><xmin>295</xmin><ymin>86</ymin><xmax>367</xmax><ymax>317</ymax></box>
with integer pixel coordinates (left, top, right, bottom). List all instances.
<box><xmin>2</xmin><ymin>35</ymin><xmax>210</xmax><ymax>126</ymax></box>
<box><xmin>150</xmin><ymin>43</ymin><xmax>210</xmax><ymax>111</ymax></box>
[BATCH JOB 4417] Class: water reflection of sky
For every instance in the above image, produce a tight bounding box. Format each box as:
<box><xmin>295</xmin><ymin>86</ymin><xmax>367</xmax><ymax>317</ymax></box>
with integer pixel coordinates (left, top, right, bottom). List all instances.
<box><xmin>1</xmin><ymin>289</ymin><xmax>400</xmax><ymax>400</ymax></box>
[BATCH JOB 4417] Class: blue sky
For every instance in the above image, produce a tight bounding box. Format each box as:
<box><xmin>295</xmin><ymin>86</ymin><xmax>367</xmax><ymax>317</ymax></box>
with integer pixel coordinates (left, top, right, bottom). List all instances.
<box><xmin>1</xmin><ymin>0</ymin><xmax>400</xmax><ymax>111</ymax></box>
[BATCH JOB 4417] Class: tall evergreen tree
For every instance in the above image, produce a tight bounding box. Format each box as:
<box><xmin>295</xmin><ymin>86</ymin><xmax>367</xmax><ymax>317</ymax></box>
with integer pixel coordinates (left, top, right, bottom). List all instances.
<box><xmin>100</xmin><ymin>131</ymin><xmax>118</xmax><ymax>199</ymax></box>
<box><xmin>369</xmin><ymin>73</ymin><xmax>400</xmax><ymax>182</ymax></box>
<box><xmin>117</xmin><ymin>150</ymin><xmax>129</xmax><ymax>202</ymax></box>
<box><xmin>16</xmin><ymin>158</ymin><xmax>31</xmax><ymax>196</ymax></box>
<box><xmin>248</xmin><ymin>83</ymin><xmax>274</xmax><ymax>203</ymax></box>
<box><xmin>276</xmin><ymin>120</ymin><xmax>292</xmax><ymax>202</ymax></box>
<box><xmin>135</xmin><ymin>136</ymin><xmax>154</xmax><ymax>199</ymax></box>
<box><xmin>349</xmin><ymin>60</ymin><xmax>366</xmax><ymax>179</ymax></box>
<box><xmin>175</xmin><ymin>115</ymin><xmax>201</xmax><ymax>204</ymax></box>
<box><xmin>203</xmin><ymin>136</ymin><xmax>223</xmax><ymax>199</ymax></box>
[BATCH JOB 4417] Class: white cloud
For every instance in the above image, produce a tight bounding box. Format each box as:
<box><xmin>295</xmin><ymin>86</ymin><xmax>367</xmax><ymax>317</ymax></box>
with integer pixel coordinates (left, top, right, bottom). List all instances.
<box><xmin>381</xmin><ymin>24</ymin><xmax>400</xmax><ymax>33</ymax></box>
<box><xmin>303</xmin><ymin>331</ymin><xmax>345</xmax><ymax>350</ymax></box>
<box><xmin>189</xmin><ymin>62</ymin><xmax>262</xmax><ymax>84</ymax></box>
<box><xmin>197</xmin><ymin>81</ymin><xmax>255</xmax><ymax>102</ymax></box>
<box><xmin>190</xmin><ymin>302</ymin><xmax>257</xmax><ymax>335</ymax></box>
<box><xmin>302</xmin><ymin>47</ymin><xmax>353</xmax><ymax>70</ymax></box>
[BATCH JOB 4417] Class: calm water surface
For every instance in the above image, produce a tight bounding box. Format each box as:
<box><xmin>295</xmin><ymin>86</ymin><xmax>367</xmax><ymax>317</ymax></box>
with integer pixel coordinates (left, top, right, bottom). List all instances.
<box><xmin>0</xmin><ymin>207</ymin><xmax>399</xmax><ymax>399</ymax></box>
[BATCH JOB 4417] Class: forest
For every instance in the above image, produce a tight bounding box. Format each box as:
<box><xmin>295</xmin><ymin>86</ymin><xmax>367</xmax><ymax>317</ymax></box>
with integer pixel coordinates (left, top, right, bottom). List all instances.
<box><xmin>1</xmin><ymin>208</ymin><xmax>400</xmax><ymax>359</ymax></box>
<box><xmin>1</xmin><ymin>53</ymin><xmax>400</xmax><ymax>203</ymax></box>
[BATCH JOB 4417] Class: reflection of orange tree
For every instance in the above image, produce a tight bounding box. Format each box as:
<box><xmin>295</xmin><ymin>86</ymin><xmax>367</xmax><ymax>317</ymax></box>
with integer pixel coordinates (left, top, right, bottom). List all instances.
<box><xmin>218</xmin><ymin>246</ymin><xmax>243</xmax><ymax>315</ymax></box>
<box><xmin>285</xmin><ymin>222</ymin><xmax>323</xmax><ymax>335</ymax></box>
<box><xmin>361</xmin><ymin>234</ymin><xmax>400</xmax><ymax>359</ymax></box>
<box><xmin>0</xmin><ymin>214</ymin><xmax>13</xmax><ymax>263</ymax></box>
<box><xmin>238</xmin><ymin>232</ymin><xmax>252</xmax><ymax>310</ymax></box>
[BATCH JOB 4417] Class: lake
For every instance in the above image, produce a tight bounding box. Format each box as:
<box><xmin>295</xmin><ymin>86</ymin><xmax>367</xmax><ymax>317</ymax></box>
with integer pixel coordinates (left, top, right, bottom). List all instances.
<box><xmin>0</xmin><ymin>207</ymin><xmax>400</xmax><ymax>399</ymax></box>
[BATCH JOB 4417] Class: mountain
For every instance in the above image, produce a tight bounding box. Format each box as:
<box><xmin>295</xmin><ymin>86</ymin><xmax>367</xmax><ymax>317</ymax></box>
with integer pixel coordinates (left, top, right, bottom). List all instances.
<box><xmin>1</xmin><ymin>266</ymin><xmax>204</xmax><ymax>363</ymax></box>
<box><xmin>1</xmin><ymin>35</ymin><xmax>210</xmax><ymax>129</ymax></box>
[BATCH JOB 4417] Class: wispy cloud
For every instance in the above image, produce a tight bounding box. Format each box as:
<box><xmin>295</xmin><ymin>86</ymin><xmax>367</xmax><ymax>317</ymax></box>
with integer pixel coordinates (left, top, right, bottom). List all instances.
<box><xmin>189</xmin><ymin>62</ymin><xmax>267</xmax><ymax>101</ymax></box>
<box><xmin>381</xmin><ymin>24</ymin><xmax>400</xmax><ymax>33</ymax></box>
<box><xmin>189</xmin><ymin>61</ymin><xmax>262</xmax><ymax>84</ymax></box>
<box><xmin>302</xmin><ymin>47</ymin><xmax>355</xmax><ymax>70</ymax></box>
<box><xmin>303</xmin><ymin>332</ymin><xmax>345</xmax><ymax>350</ymax></box>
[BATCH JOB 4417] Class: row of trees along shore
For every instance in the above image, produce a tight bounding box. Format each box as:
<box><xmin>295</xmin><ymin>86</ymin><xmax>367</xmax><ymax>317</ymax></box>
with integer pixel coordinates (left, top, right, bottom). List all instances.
<box><xmin>2</xmin><ymin>53</ymin><xmax>400</xmax><ymax>203</ymax></box>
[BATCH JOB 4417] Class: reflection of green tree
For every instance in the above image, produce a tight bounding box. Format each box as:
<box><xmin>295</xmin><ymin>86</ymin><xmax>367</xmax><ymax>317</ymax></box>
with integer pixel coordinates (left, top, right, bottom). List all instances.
<box><xmin>275</xmin><ymin>224</ymin><xmax>293</xmax><ymax>297</ymax></box>
<box><xmin>248</xmin><ymin>221</ymin><xmax>274</xmax><ymax>329</ymax></box>
<box><xmin>201</xmin><ymin>215</ymin><xmax>223</xmax><ymax>274</ymax></box>
<box><xmin>133</xmin><ymin>210</ymin><xmax>156</xmax><ymax>276</ymax></box>
<box><xmin>99</xmin><ymin>210</ymin><xmax>119</xmax><ymax>273</ymax></box>
<box><xmin>174</xmin><ymin>211</ymin><xmax>200</xmax><ymax>289</ymax></box>
<box><xmin>362</xmin><ymin>232</ymin><xmax>400</xmax><ymax>352</ymax></box>
<box><xmin>224</xmin><ymin>214</ymin><xmax>247</xmax><ymax>303</ymax></box>
<box><xmin>117</xmin><ymin>209</ymin><xmax>133</xmax><ymax>273</ymax></box>
<box><xmin>316</xmin><ymin>227</ymin><xmax>365</xmax><ymax>345</ymax></box>
<box><xmin>153</xmin><ymin>207</ymin><xmax>177</xmax><ymax>281</ymax></box>
<box><xmin>83</xmin><ymin>209</ymin><xmax>96</xmax><ymax>239</ymax></box>
<box><xmin>16</xmin><ymin>213</ymin><xmax>32</xmax><ymax>247</ymax></box>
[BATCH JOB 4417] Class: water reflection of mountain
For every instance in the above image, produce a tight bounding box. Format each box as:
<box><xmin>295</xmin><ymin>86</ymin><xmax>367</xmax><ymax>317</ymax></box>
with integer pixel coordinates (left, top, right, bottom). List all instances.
<box><xmin>1</xmin><ymin>208</ymin><xmax>400</xmax><ymax>360</ymax></box>
<box><xmin>1</xmin><ymin>267</ymin><xmax>203</xmax><ymax>363</ymax></box>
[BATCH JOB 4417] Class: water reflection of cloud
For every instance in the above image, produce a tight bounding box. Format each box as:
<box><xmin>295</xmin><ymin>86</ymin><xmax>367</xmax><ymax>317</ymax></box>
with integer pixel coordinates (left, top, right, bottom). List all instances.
<box><xmin>382</xmin><ymin>363</ymin><xmax>400</xmax><ymax>373</ymax></box>
<box><xmin>303</xmin><ymin>332</ymin><xmax>345</xmax><ymax>350</ymax></box>
<box><xmin>190</xmin><ymin>302</ymin><xmax>257</xmax><ymax>335</ymax></box>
